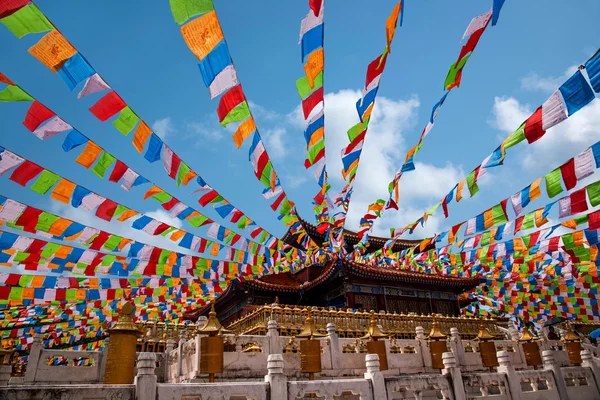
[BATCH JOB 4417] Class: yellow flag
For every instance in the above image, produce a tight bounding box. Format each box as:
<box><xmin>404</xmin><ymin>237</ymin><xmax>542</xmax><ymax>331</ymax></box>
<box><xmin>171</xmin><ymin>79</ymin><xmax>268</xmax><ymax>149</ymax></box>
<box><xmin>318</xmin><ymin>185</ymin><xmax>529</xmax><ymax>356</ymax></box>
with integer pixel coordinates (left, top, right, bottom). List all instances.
<box><xmin>303</xmin><ymin>48</ymin><xmax>324</xmax><ymax>88</ymax></box>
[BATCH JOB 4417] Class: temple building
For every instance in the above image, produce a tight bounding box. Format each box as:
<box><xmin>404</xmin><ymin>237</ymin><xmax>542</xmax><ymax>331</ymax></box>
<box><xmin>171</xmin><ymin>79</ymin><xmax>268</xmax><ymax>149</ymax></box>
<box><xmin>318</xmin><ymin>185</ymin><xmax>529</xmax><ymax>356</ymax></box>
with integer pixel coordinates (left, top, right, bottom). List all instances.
<box><xmin>185</xmin><ymin>221</ymin><xmax>482</xmax><ymax>327</ymax></box>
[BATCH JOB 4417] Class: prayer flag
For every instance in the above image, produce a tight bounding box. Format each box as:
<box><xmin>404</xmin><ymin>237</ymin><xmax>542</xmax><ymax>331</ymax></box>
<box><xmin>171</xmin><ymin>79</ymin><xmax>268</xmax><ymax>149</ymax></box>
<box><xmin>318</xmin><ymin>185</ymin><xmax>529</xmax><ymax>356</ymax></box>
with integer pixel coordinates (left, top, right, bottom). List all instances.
<box><xmin>180</xmin><ymin>11</ymin><xmax>223</xmax><ymax>61</ymax></box>
<box><xmin>208</xmin><ymin>65</ymin><xmax>238</xmax><ymax>99</ymax></box>
<box><xmin>62</xmin><ymin>130</ymin><xmax>87</xmax><ymax>152</ymax></box>
<box><xmin>0</xmin><ymin>0</ymin><xmax>30</xmax><ymax>19</ymax></box>
<box><xmin>558</xmin><ymin>70</ymin><xmax>595</xmax><ymax>116</ymax></box>
<box><xmin>385</xmin><ymin>2</ymin><xmax>402</xmax><ymax>51</ymax></box>
<box><xmin>220</xmin><ymin>101</ymin><xmax>250</xmax><ymax>127</ymax></box>
<box><xmin>302</xmin><ymin>86</ymin><xmax>323</xmax><ymax>119</ymax></box>
<box><xmin>0</xmin><ymin>85</ymin><xmax>33</xmax><ymax>102</ymax></box>
<box><xmin>169</xmin><ymin>0</ymin><xmax>214</xmax><ymax>25</ymax></box>
<box><xmin>586</xmin><ymin>50</ymin><xmax>600</xmax><ymax>93</ymax></box>
<box><xmin>217</xmin><ymin>86</ymin><xmax>246</xmax><ymax>122</ymax></box>
<box><xmin>75</xmin><ymin>141</ymin><xmax>102</xmax><ymax>168</ymax></box>
<box><xmin>50</xmin><ymin>179</ymin><xmax>76</xmax><ymax>204</ymax></box>
<box><xmin>58</xmin><ymin>53</ymin><xmax>95</xmax><ymax>92</ymax></box>
<box><xmin>9</xmin><ymin>160</ymin><xmax>43</xmax><ymax>187</ymax></box>
<box><xmin>541</xmin><ymin>90</ymin><xmax>567</xmax><ymax>130</ymax></box>
<box><xmin>197</xmin><ymin>41</ymin><xmax>232</xmax><ymax>87</ymax></box>
<box><xmin>23</xmin><ymin>101</ymin><xmax>55</xmax><ymax>132</ymax></box>
<box><xmin>33</xmin><ymin>117</ymin><xmax>72</xmax><ymax>140</ymax></box>
<box><xmin>133</xmin><ymin>121</ymin><xmax>152</xmax><ymax>153</ymax></box>
<box><xmin>0</xmin><ymin>150</ymin><xmax>24</xmax><ymax>176</ymax></box>
<box><xmin>108</xmin><ymin>160</ymin><xmax>128</xmax><ymax>183</ymax></box>
<box><xmin>304</xmin><ymin>48</ymin><xmax>324</xmax><ymax>88</ymax></box>
<box><xmin>112</xmin><ymin>106</ymin><xmax>139</xmax><ymax>136</ymax></box>
<box><xmin>89</xmin><ymin>92</ymin><xmax>127</xmax><ymax>122</ymax></box>
<box><xmin>523</xmin><ymin>106</ymin><xmax>545</xmax><ymax>144</ymax></box>
<box><xmin>301</xmin><ymin>24</ymin><xmax>323</xmax><ymax>62</ymax></box>
<box><xmin>29</xmin><ymin>170</ymin><xmax>60</xmax><ymax>194</ymax></box>
<box><xmin>92</xmin><ymin>152</ymin><xmax>116</xmax><ymax>178</ymax></box>
<box><xmin>232</xmin><ymin>117</ymin><xmax>256</xmax><ymax>148</ymax></box>
<box><xmin>28</xmin><ymin>30</ymin><xmax>77</xmax><ymax>72</ymax></box>
<box><xmin>296</xmin><ymin>72</ymin><xmax>323</xmax><ymax>99</ymax></box>
<box><xmin>545</xmin><ymin>168</ymin><xmax>563</xmax><ymax>198</ymax></box>
<box><xmin>144</xmin><ymin>134</ymin><xmax>163</xmax><ymax>163</ymax></box>
<box><xmin>78</xmin><ymin>73</ymin><xmax>109</xmax><ymax>99</ymax></box>
<box><xmin>491</xmin><ymin>0</ymin><xmax>505</xmax><ymax>26</ymax></box>
<box><xmin>0</xmin><ymin>4</ymin><xmax>52</xmax><ymax>38</ymax></box>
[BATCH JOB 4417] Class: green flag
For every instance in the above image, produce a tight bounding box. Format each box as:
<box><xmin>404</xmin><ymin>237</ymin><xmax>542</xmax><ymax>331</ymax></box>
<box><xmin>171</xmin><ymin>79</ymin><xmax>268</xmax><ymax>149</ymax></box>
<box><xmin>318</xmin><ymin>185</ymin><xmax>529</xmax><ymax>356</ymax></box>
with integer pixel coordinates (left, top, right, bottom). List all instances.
<box><xmin>40</xmin><ymin>243</ymin><xmax>61</xmax><ymax>259</ymax></box>
<box><xmin>112</xmin><ymin>106</ymin><xmax>139</xmax><ymax>136</ymax></box>
<box><xmin>151</xmin><ymin>191</ymin><xmax>172</xmax><ymax>203</ymax></box>
<box><xmin>491</xmin><ymin>203</ymin><xmax>507</xmax><ymax>224</ymax></box>
<box><xmin>0</xmin><ymin>85</ymin><xmax>34</xmax><ymax>102</ymax></box>
<box><xmin>545</xmin><ymin>168</ymin><xmax>563</xmax><ymax>198</ymax></box>
<box><xmin>503</xmin><ymin>123</ymin><xmax>526</xmax><ymax>150</ymax></box>
<box><xmin>347</xmin><ymin>118</ymin><xmax>370</xmax><ymax>142</ymax></box>
<box><xmin>35</xmin><ymin>212</ymin><xmax>59</xmax><ymax>232</ymax></box>
<box><xmin>587</xmin><ymin>181</ymin><xmax>600</xmax><ymax>207</ymax></box>
<box><xmin>189</xmin><ymin>215</ymin><xmax>209</xmax><ymax>228</ymax></box>
<box><xmin>307</xmin><ymin>140</ymin><xmax>325</xmax><ymax>164</ymax></box>
<box><xmin>176</xmin><ymin>162</ymin><xmax>190</xmax><ymax>186</ymax></box>
<box><xmin>0</xmin><ymin>4</ymin><xmax>53</xmax><ymax>38</ymax></box>
<box><xmin>220</xmin><ymin>101</ymin><xmax>251</xmax><ymax>127</ymax></box>
<box><xmin>102</xmin><ymin>235</ymin><xmax>122</xmax><ymax>251</ymax></box>
<box><xmin>169</xmin><ymin>0</ymin><xmax>214</xmax><ymax>25</ymax></box>
<box><xmin>30</xmin><ymin>170</ymin><xmax>60</xmax><ymax>194</ymax></box>
<box><xmin>296</xmin><ymin>72</ymin><xmax>324</xmax><ymax>99</ymax></box>
<box><xmin>92</xmin><ymin>152</ymin><xmax>116</xmax><ymax>178</ymax></box>
<box><xmin>444</xmin><ymin>53</ymin><xmax>471</xmax><ymax>89</ymax></box>
<box><xmin>466</xmin><ymin>169</ymin><xmax>479</xmax><ymax>197</ymax></box>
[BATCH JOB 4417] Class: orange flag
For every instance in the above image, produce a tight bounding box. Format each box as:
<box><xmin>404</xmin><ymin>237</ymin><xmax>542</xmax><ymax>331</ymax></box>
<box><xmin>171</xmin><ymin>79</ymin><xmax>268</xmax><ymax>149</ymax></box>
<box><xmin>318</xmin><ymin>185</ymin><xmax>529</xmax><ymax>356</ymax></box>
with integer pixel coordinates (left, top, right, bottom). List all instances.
<box><xmin>28</xmin><ymin>30</ymin><xmax>77</xmax><ymax>72</ymax></box>
<box><xmin>180</xmin><ymin>11</ymin><xmax>224</xmax><ymax>60</ymax></box>
<box><xmin>386</xmin><ymin>2</ymin><xmax>402</xmax><ymax>51</ymax></box>
<box><xmin>133</xmin><ymin>121</ymin><xmax>152</xmax><ymax>153</ymax></box>
<box><xmin>75</xmin><ymin>141</ymin><xmax>102</xmax><ymax>168</ymax></box>
<box><xmin>232</xmin><ymin>117</ymin><xmax>256</xmax><ymax>148</ymax></box>
<box><xmin>304</xmin><ymin>48</ymin><xmax>324</xmax><ymax>88</ymax></box>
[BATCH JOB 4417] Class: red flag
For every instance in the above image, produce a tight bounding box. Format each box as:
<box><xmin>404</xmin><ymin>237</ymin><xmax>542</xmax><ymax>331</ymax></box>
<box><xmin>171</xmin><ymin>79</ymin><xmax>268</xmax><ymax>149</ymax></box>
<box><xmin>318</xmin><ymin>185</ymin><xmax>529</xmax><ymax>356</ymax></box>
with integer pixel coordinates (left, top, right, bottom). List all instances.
<box><xmin>9</xmin><ymin>160</ymin><xmax>43</xmax><ymax>187</ymax></box>
<box><xmin>89</xmin><ymin>92</ymin><xmax>126</xmax><ymax>122</ymax></box>
<box><xmin>108</xmin><ymin>160</ymin><xmax>128</xmax><ymax>182</ymax></box>
<box><xmin>302</xmin><ymin>87</ymin><xmax>324</xmax><ymax>119</ymax></box>
<box><xmin>217</xmin><ymin>86</ymin><xmax>246</xmax><ymax>123</ymax></box>
<box><xmin>95</xmin><ymin>199</ymin><xmax>118</xmax><ymax>221</ymax></box>
<box><xmin>560</xmin><ymin>158</ymin><xmax>577</xmax><ymax>190</ymax></box>
<box><xmin>523</xmin><ymin>106</ymin><xmax>545</xmax><ymax>144</ymax></box>
<box><xmin>23</xmin><ymin>101</ymin><xmax>55</xmax><ymax>132</ymax></box>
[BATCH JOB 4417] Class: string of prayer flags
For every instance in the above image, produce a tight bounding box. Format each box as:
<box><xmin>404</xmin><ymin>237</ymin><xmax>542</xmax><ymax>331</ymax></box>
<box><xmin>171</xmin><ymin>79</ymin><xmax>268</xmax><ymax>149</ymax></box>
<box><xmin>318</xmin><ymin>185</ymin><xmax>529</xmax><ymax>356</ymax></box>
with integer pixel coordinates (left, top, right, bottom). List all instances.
<box><xmin>357</xmin><ymin>3</ymin><xmax>499</xmax><ymax>242</ymax></box>
<box><xmin>169</xmin><ymin>0</ymin><xmax>302</xmax><ymax>230</ymax></box>
<box><xmin>3</xmin><ymin>8</ymin><xmax>288</xmax><ymax>248</ymax></box>
<box><xmin>335</xmin><ymin>3</ymin><xmax>402</xmax><ymax>234</ymax></box>
<box><xmin>296</xmin><ymin>0</ymin><xmax>331</xmax><ymax>230</ymax></box>
<box><xmin>0</xmin><ymin>151</ymin><xmax>275</xmax><ymax>258</ymax></box>
<box><xmin>394</xmin><ymin>51</ymin><xmax>599</xmax><ymax>238</ymax></box>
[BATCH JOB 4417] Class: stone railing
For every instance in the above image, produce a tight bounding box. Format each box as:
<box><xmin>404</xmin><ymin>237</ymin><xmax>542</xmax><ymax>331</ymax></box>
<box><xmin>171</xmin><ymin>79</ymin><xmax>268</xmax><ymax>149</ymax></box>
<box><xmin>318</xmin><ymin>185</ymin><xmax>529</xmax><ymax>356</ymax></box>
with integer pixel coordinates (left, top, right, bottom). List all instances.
<box><xmin>3</xmin><ymin>345</ymin><xmax>600</xmax><ymax>400</ymax></box>
<box><xmin>226</xmin><ymin>304</ymin><xmax>507</xmax><ymax>339</ymax></box>
<box><xmin>22</xmin><ymin>335</ymin><xmax>107</xmax><ymax>385</ymax></box>
<box><xmin>163</xmin><ymin>320</ymin><xmax>600</xmax><ymax>382</ymax></box>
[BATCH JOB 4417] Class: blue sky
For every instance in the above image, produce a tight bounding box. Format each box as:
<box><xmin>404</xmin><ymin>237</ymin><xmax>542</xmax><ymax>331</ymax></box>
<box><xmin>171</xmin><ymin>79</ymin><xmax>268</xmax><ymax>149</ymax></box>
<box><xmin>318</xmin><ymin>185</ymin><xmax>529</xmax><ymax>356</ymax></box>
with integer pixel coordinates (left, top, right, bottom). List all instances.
<box><xmin>1</xmin><ymin>0</ymin><xmax>599</xmax><ymax>254</ymax></box>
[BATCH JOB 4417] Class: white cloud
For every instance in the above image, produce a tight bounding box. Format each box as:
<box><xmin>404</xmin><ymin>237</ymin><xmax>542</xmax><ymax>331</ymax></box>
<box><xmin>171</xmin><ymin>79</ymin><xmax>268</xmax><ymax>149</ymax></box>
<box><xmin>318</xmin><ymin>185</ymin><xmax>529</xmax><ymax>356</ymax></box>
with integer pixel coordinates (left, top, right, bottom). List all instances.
<box><xmin>249</xmin><ymin>101</ymin><xmax>279</xmax><ymax>120</ymax></box>
<box><xmin>490</xmin><ymin>95</ymin><xmax>600</xmax><ymax>171</ymax></box>
<box><xmin>263</xmin><ymin>127</ymin><xmax>288</xmax><ymax>159</ymax></box>
<box><xmin>285</xmin><ymin>174</ymin><xmax>309</xmax><ymax>189</ymax></box>
<box><xmin>152</xmin><ymin>117</ymin><xmax>175</xmax><ymax>139</ymax></box>
<box><xmin>520</xmin><ymin>65</ymin><xmax>579</xmax><ymax>92</ymax></box>
<box><xmin>289</xmin><ymin>88</ymin><xmax>464</xmax><ymax>236</ymax></box>
<box><xmin>489</xmin><ymin>96</ymin><xmax>531</xmax><ymax>133</ymax></box>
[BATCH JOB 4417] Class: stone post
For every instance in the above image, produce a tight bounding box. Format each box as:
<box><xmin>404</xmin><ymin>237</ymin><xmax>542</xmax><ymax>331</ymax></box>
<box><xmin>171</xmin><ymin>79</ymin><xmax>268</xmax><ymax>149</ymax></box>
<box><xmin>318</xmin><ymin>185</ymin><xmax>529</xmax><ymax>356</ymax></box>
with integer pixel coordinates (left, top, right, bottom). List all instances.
<box><xmin>364</xmin><ymin>353</ymin><xmax>386</xmax><ymax>400</ymax></box>
<box><xmin>541</xmin><ymin>350</ymin><xmax>568</xmax><ymax>399</ymax></box>
<box><xmin>415</xmin><ymin>326</ymin><xmax>431</xmax><ymax>369</ymax></box>
<box><xmin>449</xmin><ymin>327</ymin><xmax>465</xmax><ymax>366</ymax></box>
<box><xmin>581</xmin><ymin>349</ymin><xmax>600</xmax><ymax>393</ymax></box>
<box><xmin>509</xmin><ymin>328</ymin><xmax>520</xmax><ymax>341</ymax></box>
<box><xmin>267</xmin><ymin>320</ymin><xmax>282</xmax><ymax>355</ymax></box>
<box><xmin>165</xmin><ymin>339</ymin><xmax>176</xmax><ymax>382</ymax></box>
<box><xmin>177</xmin><ymin>331</ymin><xmax>185</xmax><ymax>378</ymax></box>
<box><xmin>442</xmin><ymin>352</ymin><xmax>466</xmax><ymax>400</ymax></box>
<box><xmin>24</xmin><ymin>334</ymin><xmax>43</xmax><ymax>383</ymax></box>
<box><xmin>265</xmin><ymin>354</ymin><xmax>287</xmax><ymax>400</ymax></box>
<box><xmin>496</xmin><ymin>350</ymin><xmax>521</xmax><ymax>400</ymax></box>
<box><xmin>0</xmin><ymin>351</ymin><xmax>13</xmax><ymax>386</ymax></box>
<box><xmin>327</xmin><ymin>323</ymin><xmax>341</xmax><ymax>370</ymax></box>
<box><xmin>135</xmin><ymin>352</ymin><xmax>157</xmax><ymax>400</ymax></box>
<box><xmin>97</xmin><ymin>337</ymin><xmax>109</xmax><ymax>382</ymax></box>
